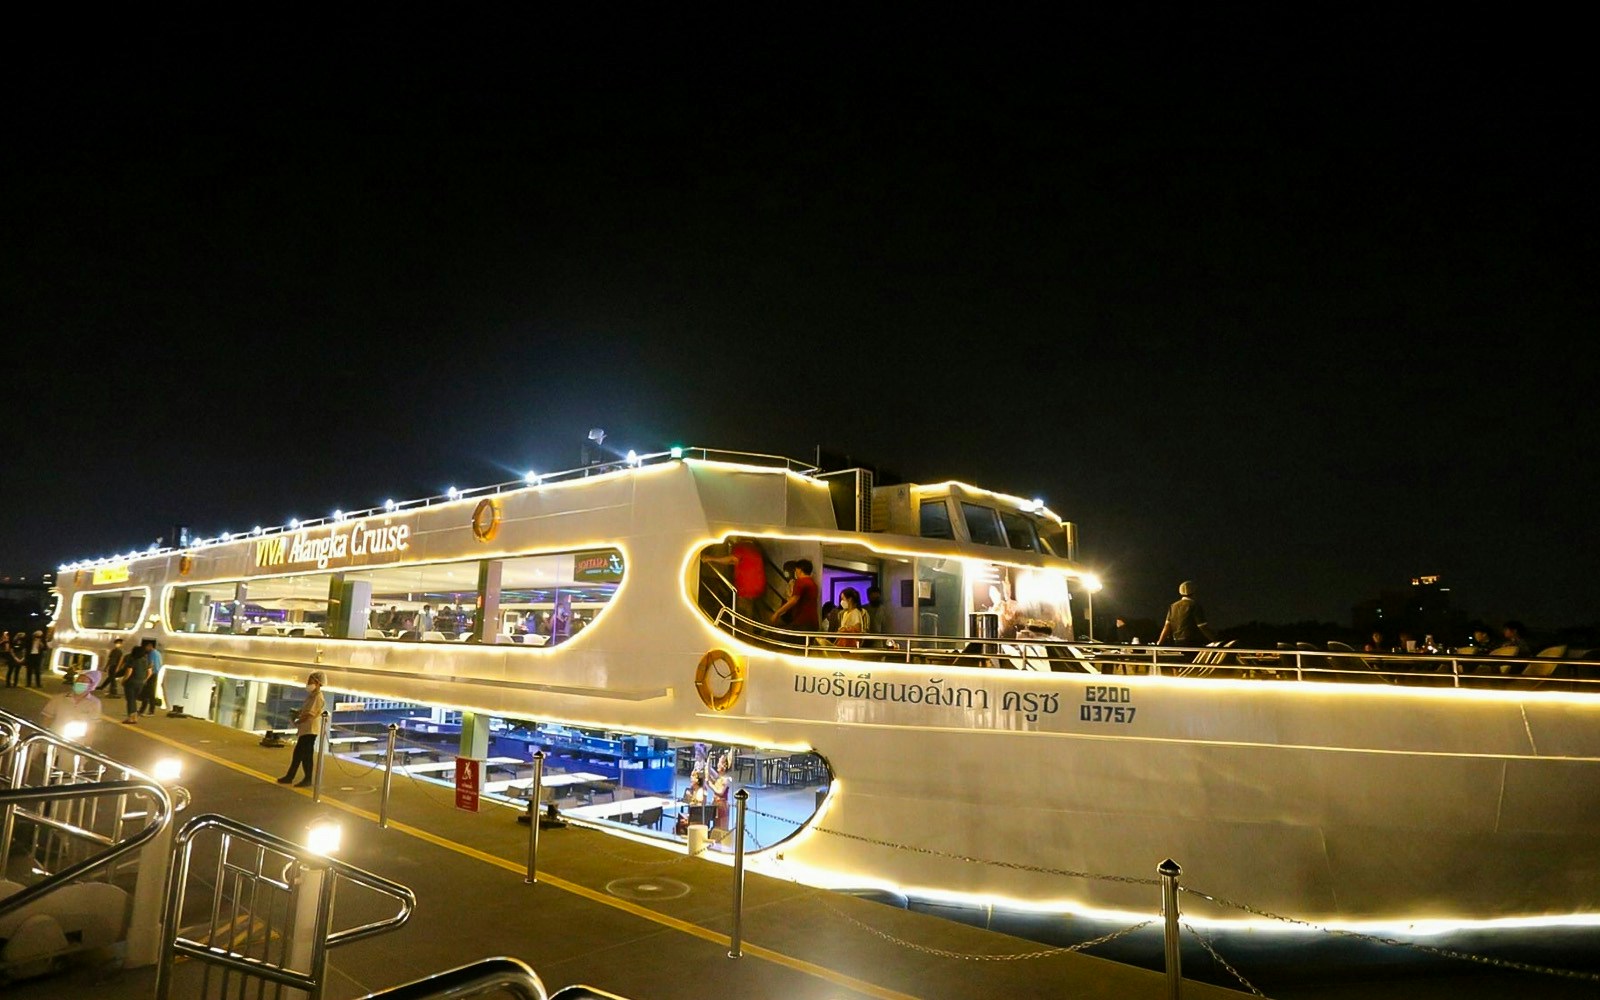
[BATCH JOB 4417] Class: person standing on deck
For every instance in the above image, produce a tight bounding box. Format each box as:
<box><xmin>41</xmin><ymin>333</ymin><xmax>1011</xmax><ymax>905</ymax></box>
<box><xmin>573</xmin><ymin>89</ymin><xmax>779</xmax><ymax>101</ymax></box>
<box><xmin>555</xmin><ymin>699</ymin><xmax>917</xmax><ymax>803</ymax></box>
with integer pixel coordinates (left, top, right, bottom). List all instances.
<box><xmin>1156</xmin><ymin>581</ymin><xmax>1216</xmax><ymax>653</ymax></box>
<box><xmin>771</xmin><ymin>559</ymin><xmax>820</xmax><ymax>635</ymax></box>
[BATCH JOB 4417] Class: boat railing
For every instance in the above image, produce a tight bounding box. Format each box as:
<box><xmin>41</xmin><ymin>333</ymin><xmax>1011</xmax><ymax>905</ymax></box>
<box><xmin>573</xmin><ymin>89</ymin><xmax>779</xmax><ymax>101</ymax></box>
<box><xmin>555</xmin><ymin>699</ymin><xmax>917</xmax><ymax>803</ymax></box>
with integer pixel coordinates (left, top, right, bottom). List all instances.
<box><xmin>62</xmin><ymin>445</ymin><xmax>819</xmax><ymax>570</ymax></box>
<box><xmin>706</xmin><ymin>601</ymin><xmax>1600</xmax><ymax>692</ymax></box>
<box><xmin>353</xmin><ymin>955</ymin><xmax>633</xmax><ymax>1000</ymax></box>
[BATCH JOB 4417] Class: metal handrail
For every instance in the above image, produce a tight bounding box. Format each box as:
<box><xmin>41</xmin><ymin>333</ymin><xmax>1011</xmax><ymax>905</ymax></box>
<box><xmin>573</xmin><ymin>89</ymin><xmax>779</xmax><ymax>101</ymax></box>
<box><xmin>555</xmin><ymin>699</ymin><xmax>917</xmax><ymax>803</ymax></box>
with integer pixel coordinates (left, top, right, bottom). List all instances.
<box><xmin>357</xmin><ymin>957</ymin><xmax>548</xmax><ymax>1000</ymax></box>
<box><xmin>0</xmin><ymin>778</ymin><xmax>172</xmax><ymax>919</ymax></box>
<box><xmin>158</xmin><ymin>811</ymin><xmax>416</xmax><ymax>998</ymax></box>
<box><xmin>62</xmin><ymin>445</ymin><xmax>820</xmax><ymax>569</ymax></box>
<box><xmin>700</xmin><ymin>596</ymin><xmax>1600</xmax><ymax>692</ymax></box>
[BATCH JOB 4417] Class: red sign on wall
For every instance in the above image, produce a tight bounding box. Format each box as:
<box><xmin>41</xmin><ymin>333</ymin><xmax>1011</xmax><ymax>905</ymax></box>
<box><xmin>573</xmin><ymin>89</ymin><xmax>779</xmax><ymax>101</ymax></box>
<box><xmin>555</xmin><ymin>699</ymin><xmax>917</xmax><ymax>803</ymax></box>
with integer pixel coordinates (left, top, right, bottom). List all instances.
<box><xmin>454</xmin><ymin>757</ymin><xmax>481</xmax><ymax>813</ymax></box>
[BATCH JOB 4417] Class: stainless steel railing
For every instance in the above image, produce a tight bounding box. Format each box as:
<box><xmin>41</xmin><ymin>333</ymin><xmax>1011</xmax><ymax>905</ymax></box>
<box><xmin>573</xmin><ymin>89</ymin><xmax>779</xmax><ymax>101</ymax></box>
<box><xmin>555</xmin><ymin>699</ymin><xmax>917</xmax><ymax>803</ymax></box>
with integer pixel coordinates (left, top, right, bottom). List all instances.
<box><xmin>700</xmin><ymin>593</ymin><xmax>1600</xmax><ymax>692</ymax></box>
<box><xmin>157</xmin><ymin>812</ymin><xmax>416</xmax><ymax>1000</ymax></box>
<box><xmin>357</xmin><ymin>957</ymin><xmax>549</xmax><ymax>1000</ymax></box>
<box><xmin>353</xmin><ymin>956</ymin><xmax>636</xmax><ymax>1000</ymax></box>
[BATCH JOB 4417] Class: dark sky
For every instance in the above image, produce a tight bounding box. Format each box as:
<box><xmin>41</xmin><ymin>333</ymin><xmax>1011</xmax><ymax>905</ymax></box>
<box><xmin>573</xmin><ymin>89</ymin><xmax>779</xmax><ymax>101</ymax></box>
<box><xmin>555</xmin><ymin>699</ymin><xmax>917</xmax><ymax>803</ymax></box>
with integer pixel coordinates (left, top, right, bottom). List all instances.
<box><xmin>2</xmin><ymin>13</ymin><xmax>1595</xmax><ymax>631</ymax></box>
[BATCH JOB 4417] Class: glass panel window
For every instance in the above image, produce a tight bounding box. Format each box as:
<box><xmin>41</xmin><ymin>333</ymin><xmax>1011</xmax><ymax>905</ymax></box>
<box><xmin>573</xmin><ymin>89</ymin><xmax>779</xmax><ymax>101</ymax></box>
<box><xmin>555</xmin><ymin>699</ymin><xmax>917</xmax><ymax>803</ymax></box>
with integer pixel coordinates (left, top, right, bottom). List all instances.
<box><xmin>75</xmin><ymin>589</ymin><xmax>147</xmax><ymax>631</ymax></box>
<box><xmin>237</xmin><ymin>574</ymin><xmax>334</xmax><ymax>637</ymax></box>
<box><xmin>960</xmin><ymin>503</ymin><xmax>1005</xmax><ymax>547</ymax></box>
<box><xmin>169</xmin><ymin>583</ymin><xmax>240</xmax><ymax>633</ymax></box>
<box><xmin>350</xmin><ymin>562</ymin><xmax>482</xmax><ymax>642</ymax></box>
<box><xmin>497</xmin><ymin>548</ymin><xmax>624</xmax><ymax>647</ymax></box>
<box><xmin>998</xmin><ymin>510</ymin><xmax>1039</xmax><ymax>552</ymax></box>
<box><xmin>919</xmin><ymin>498</ymin><xmax>954</xmax><ymax>539</ymax></box>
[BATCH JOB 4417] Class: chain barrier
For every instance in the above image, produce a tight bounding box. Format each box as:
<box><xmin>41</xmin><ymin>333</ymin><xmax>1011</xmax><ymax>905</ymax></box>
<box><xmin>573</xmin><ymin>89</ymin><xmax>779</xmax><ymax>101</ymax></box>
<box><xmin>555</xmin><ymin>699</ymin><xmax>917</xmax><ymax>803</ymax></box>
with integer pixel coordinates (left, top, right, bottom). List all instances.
<box><xmin>1181</xmin><ymin>886</ymin><xmax>1600</xmax><ymax>983</ymax></box>
<box><xmin>570</xmin><ymin>836</ymin><xmax>717</xmax><ymax>867</ymax></box>
<box><xmin>745</xmin><ymin>805</ymin><xmax>1158</xmax><ymax>887</ymax></box>
<box><xmin>818</xmin><ymin>898</ymin><xmax>1153</xmax><ymax>961</ymax></box>
<box><xmin>1181</xmin><ymin>921</ymin><xmax>1264</xmax><ymax>996</ymax></box>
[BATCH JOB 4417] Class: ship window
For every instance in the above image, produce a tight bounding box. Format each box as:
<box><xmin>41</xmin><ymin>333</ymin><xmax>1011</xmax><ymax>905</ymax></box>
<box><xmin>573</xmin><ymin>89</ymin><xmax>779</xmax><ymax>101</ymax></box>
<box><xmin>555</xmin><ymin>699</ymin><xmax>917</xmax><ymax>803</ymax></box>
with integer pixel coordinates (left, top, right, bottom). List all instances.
<box><xmin>919</xmin><ymin>498</ymin><xmax>954</xmax><ymax>539</ymax></box>
<box><xmin>169</xmin><ymin>583</ymin><xmax>240</xmax><ymax>633</ymax></box>
<box><xmin>237</xmin><ymin>574</ymin><xmax>333</xmax><ymax>637</ymax></box>
<box><xmin>960</xmin><ymin>503</ymin><xmax>1005</xmax><ymax>547</ymax></box>
<box><xmin>497</xmin><ymin>548</ymin><xmax>624</xmax><ymax>647</ymax></box>
<box><xmin>997</xmin><ymin>510</ymin><xmax>1039</xmax><ymax>552</ymax></box>
<box><xmin>349</xmin><ymin>562</ymin><xmax>482</xmax><ymax>641</ymax></box>
<box><xmin>75</xmin><ymin>589</ymin><xmax>148</xmax><ymax>631</ymax></box>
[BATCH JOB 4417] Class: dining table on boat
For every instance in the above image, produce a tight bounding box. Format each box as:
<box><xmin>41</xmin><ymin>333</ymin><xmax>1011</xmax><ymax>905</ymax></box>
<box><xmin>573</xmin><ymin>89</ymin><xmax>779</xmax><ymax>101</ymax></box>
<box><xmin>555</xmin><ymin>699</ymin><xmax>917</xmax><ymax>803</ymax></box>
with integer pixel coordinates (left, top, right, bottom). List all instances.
<box><xmin>562</xmin><ymin>795</ymin><xmax>677</xmax><ymax>825</ymax></box>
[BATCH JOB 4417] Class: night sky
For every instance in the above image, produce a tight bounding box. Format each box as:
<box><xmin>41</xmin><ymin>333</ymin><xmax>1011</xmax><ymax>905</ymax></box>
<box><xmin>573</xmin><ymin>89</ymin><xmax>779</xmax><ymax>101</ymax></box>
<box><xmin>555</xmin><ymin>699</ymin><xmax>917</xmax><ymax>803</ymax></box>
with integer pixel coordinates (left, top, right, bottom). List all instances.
<box><xmin>2</xmin><ymin>14</ymin><xmax>1595</xmax><ymax>632</ymax></box>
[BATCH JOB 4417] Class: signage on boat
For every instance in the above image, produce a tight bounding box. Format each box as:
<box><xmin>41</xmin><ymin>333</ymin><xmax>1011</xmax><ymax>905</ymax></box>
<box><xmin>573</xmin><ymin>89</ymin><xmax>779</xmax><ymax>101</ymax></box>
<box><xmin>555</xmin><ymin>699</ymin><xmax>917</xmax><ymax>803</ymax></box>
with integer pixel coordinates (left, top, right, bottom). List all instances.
<box><xmin>573</xmin><ymin>549</ymin><xmax>624</xmax><ymax>583</ymax></box>
<box><xmin>792</xmin><ymin>673</ymin><xmax>1140</xmax><ymax>726</ymax></box>
<box><xmin>92</xmin><ymin>565</ymin><xmax>130</xmax><ymax>585</ymax></box>
<box><xmin>254</xmin><ymin>523</ymin><xmax>412</xmax><ymax>570</ymax></box>
<box><xmin>454</xmin><ymin>757</ymin><xmax>481</xmax><ymax>813</ymax></box>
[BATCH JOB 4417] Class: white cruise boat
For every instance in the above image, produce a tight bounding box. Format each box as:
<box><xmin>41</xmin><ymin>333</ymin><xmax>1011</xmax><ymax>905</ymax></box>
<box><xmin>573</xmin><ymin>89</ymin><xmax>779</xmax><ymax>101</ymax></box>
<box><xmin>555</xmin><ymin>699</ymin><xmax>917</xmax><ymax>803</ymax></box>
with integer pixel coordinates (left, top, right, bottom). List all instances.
<box><xmin>45</xmin><ymin>448</ymin><xmax>1600</xmax><ymax>943</ymax></box>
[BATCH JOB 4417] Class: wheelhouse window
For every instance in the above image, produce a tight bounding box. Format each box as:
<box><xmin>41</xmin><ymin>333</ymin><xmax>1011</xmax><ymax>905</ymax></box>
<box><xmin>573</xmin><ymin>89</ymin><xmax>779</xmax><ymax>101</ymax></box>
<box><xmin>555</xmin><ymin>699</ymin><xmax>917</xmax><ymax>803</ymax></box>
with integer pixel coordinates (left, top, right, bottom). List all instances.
<box><xmin>75</xmin><ymin>589</ymin><xmax>148</xmax><ymax>631</ymax></box>
<box><xmin>919</xmin><ymin>497</ymin><xmax>954</xmax><ymax>539</ymax></box>
<box><xmin>998</xmin><ymin>510</ymin><xmax>1039</xmax><ymax>552</ymax></box>
<box><xmin>960</xmin><ymin>502</ymin><xmax>1005</xmax><ymax>547</ymax></box>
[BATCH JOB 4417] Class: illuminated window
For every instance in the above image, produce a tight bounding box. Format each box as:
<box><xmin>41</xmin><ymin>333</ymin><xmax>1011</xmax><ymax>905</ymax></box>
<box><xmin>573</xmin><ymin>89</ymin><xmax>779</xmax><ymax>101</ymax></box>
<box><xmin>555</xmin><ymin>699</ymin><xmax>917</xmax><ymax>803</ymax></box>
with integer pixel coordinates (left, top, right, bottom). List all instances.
<box><xmin>75</xmin><ymin>589</ymin><xmax>148</xmax><ymax>631</ymax></box>
<box><xmin>997</xmin><ymin>510</ymin><xmax>1039</xmax><ymax>552</ymax></box>
<box><xmin>961</xmin><ymin>503</ymin><xmax>1005</xmax><ymax>547</ymax></box>
<box><xmin>919</xmin><ymin>497</ymin><xmax>954</xmax><ymax>539</ymax></box>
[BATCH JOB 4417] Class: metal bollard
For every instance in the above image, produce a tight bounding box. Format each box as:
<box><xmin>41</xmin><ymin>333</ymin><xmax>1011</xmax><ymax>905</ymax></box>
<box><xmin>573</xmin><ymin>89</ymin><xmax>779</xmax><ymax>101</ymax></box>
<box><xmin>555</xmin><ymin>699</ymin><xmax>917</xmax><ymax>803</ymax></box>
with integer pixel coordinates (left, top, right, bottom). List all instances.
<box><xmin>312</xmin><ymin>712</ymin><xmax>330</xmax><ymax>804</ymax></box>
<box><xmin>379</xmin><ymin>723</ymin><xmax>399</xmax><ymax>828</ymax></box>
<box><xmin>525</xmin><ymin>751</ymin><xmax>544</xmax><ymax>884</ymax></box>
<box><xmin>729</xmin><ymin>787</ymin><xmax>748</xmax><ymax>959</ymax></box>
<box><xmin>1158</xmin><ymin>858</ymin><xmax>1183</xmax><ymax>1000</ymax></box>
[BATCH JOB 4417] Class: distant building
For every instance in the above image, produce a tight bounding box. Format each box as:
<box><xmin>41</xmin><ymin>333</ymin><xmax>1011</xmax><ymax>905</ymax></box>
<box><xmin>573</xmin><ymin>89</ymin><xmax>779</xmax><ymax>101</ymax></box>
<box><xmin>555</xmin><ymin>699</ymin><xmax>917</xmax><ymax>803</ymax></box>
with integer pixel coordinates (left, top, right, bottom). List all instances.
<box><xmin>1352</xmin><ymin>574</ymin><xmax>1466</xmax><ymax>646</ymax></box>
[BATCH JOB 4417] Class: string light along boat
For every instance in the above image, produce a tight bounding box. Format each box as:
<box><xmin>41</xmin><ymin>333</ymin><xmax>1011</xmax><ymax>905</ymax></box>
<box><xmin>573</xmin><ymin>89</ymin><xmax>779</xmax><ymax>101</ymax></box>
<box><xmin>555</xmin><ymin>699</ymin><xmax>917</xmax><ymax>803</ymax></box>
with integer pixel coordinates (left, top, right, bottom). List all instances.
<box><xmin>45</xmin><ymin>448</ymin><xmax>1600</xmax><ymax>947</ymax></box>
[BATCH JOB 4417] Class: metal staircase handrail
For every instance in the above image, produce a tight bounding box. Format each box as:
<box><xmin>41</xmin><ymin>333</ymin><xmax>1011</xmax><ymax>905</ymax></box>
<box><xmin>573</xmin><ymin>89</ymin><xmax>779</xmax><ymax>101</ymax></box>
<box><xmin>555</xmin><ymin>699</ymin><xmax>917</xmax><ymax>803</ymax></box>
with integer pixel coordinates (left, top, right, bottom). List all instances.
<box><xmin>357</xmin><ymin>956</ymin><xmax>549</xmax><ymax>1000</ymax></box>
<box><xmin>0</xmin><ymin>777</ymin><xmax>173</xmax><ymax>919</ymax></box>
<box><xmin>166</xmin><ymin>812</ymin><xmax>417</xmax><ymax>950</ymax></box>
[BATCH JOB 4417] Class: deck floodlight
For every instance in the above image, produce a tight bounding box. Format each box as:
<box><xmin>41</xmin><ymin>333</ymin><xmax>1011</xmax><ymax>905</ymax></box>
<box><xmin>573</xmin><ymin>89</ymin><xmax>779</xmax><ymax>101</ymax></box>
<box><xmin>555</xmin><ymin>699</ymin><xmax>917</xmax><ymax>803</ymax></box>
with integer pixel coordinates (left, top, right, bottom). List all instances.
<box><xmin>1082</xmin><ymin>573</ymin><xmax>1103</xmax><ymax>594</ymax></box>
<box><xmin>524</xmin><ymin>471</ymin><xmax>540</xmax><ymax>485</ymax></box>
<box><xmin>626</xmin><ymin>449</ymin><xmax>639</xmax><ymax>466</ymax></box>
<box><xmin>587</xmin><ymin>428</ymin><xmax>606</xmax><ymax>444</ymax></box>
<box><xmin>385</xmin><ymin>499</ymin><xmax>397</xmax><ymax>512</ymax></box>
<box><xmin>447</xmin><ymin>486</ymin><xmax>459</xmax><ymax>500</ymax></box>
<box><xmin>306</xmin><ymin>821</ymin><xmax>342</xmax><ymax>857</ymax></box>
<box><xmin>290</xmin><ymin>518</ymin><xmax>300</xmax><ymax>528</ymax></box>
<box><xmin>153</xmin><ymin>757</ymin><xmax>183</xmax><ymax>783</ymax></box>
<box><xmin>670</xmin><ymin>446</ymin><xmax>684</xmax><ymax>459</ymax></box>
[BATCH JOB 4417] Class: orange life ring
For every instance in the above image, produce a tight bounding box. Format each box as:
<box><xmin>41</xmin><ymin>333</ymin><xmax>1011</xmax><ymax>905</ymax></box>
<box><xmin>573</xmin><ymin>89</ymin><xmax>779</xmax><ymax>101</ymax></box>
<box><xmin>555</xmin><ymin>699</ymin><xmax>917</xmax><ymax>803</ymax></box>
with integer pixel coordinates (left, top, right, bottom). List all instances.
<box><xmin>471</xmin><ymin>498</ymin><xmax>501</xmax><ymax>542</ymax></box>
<box><xmin>695</xmin><ymin>649</ymin><xmax>745</xmax><ymax>712</ymax></box>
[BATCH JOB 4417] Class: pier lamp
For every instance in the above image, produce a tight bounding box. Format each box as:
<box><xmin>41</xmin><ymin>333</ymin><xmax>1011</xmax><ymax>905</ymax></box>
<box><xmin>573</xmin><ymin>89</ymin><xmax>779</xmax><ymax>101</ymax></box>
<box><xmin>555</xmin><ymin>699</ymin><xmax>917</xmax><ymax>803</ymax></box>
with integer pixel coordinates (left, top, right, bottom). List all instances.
<box><xmin>305</xmin><ymin>821</ymin><xmax>342</xmax><ymax>857</ymax></box>
<box><xmin>1081</xmin><ymin>574</ymin><xmax>1103</xmax><ymax>641</ymax></box>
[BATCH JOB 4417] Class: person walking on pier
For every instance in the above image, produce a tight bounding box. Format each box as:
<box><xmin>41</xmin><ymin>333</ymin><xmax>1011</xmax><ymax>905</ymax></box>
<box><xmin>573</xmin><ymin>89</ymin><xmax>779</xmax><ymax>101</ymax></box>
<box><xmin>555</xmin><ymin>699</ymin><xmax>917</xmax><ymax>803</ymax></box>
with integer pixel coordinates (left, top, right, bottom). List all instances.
<box><xmin>98</xmin><ymin>638</ymin><xmax>126</xmax><ymax>697</ymax></box>
<box><xmin>24</xmin><ymin>630</ymin><xmax>49</xmax><ymax>687</ymax></box>
<box><xmin>278</xmin><ymin>671</ymin><xmax>326</xmax><ymax>788</ymax></box>
<box><xmin>2</xmin><ymin>631</ymin><xmax>19</xmax><ymax>687</ymax></box>
<box><xmin>120</xmin><ymin>644</ymin><xmax>150</xmax><ymax>723</ymax></box>
<box><xmin>138</xmin><ymin>639</ymin><xmax>164</xmax><ymax>715</ymax></box>
<box><xmin>43</xmin><ymin>670</ymin><xmax>103</xmax><ymax>741</ymax></box>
